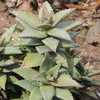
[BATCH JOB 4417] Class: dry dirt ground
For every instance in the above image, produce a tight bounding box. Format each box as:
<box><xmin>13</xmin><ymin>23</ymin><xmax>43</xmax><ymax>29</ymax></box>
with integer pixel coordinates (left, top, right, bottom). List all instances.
<box><xmin>0</xmin><ymin>0</ymin><xmax>100</xmax><ymax>74</ymax></box>
<box><xmin>0</xmin><ymin>1</ymin><xmax>12</xmax><ymax>33</ymax></box>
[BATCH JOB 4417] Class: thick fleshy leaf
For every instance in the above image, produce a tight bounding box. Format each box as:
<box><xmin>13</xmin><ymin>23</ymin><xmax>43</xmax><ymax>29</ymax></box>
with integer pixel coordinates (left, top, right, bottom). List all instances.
<box><xmin>40</xmin><ymin>85</ymin><xmax>55</xmax><ymax>100</ymax></box>
<box><xmin>53</xmin><ymin>9</ymin><xmax>74</xmax><ymax>26</ymax></box>
<box><xmin>56</xmin><ymin>88</ymin><xmax>73</xmax><ymax>100</ymax></box>
<box><xmin>74</xmin><ymin>57</ymin><xmax>81</xmax><ymax>66</ymax></box>
<box><xmin>56</xmin><ymin>53</ymin><xmax>68</xmax><ymax>67</ymax></box>
<box><xmin>48</xmin><ymin>28</ymin><xmax>72</xmax><ymax>41</ymax></box>
<box><xmin>29</xmin><ymin>87</ymin><xmax>42</xmax><ymax>100</ymax></box>
<box><xmin>20</xmin><ymin>28</ymin><xmax>47</xmax><ymax>38</ymax></box>
<box><xmin>40</xmin><ymin>54</ymin><xmax>55</xmax><ymax>73</ymax></box>
<box><xmin>42</xmin><ymin>37</ymin><xmax>59</xmax><ymax>52</ymax></box>
<box><xmin>0</xmin><ymin>47</ymin><xmax>3</xmax><ymax>52</ymax></box>
<box><xmin>22</xmin><ymin>53</ymin><xmax>44</xmax><ymax>68</ymax></box>
<box><xmin>36</xmin><ymin>46</ymin><xmax>51</xmax><ymax>54</ymax></box>
<box><xmin>56</xmin><ymin>20</ymin><xmax>73</xmax><ymax>29</ymax></box>
<box><xmin>12</xmin><ymin>11</ymin><xmax>40</xmax><ymax>28</ymax></box>
<box><xmin>0</xmin><ymin>75</ymin><xmax>7</xmax><ymax>89</ymax></box>
<box><xmin>14</xmin><ymin>80</ymin><xmax>34</xmax><ymax>92</ymax></box>
<box><xmin>39</xmin><ymin>1</ymin><xmax>54</xmax><ymax>23</ymax></box>
<box><xmin>10</xmin><ymin>76</ymin><xmax>18</xmax><ymax>82</ymax></box>
<box><xmin>64</xmin><ymin>21</ymin><xmax>82</xmax><ymax>31</ymax></box>
<box><xmin>51</xmin><ymin>74</ymin><xmax>81</xmax><ymax>87</ymax></box>
<box><xmin>19</xmin><ymin>93</ymin><xmax>30</xmax><ymax>100</ymax></box>
<box><xmin>57</xmin><ymin>74</ymin><xmax>81</xmax><ymax>87</ymax></box>
<box><xmin>0</xmin><ymin>59</ymin><xmax>15</xmax><ymax>67</ymax></box>
<box><xmin>14</xmin><ymin>38</ymin><xmax>42</xmax><ymax>46</ymax></box>
<box><xmin>72</xmin><ymin>67</ymin><xmax>81</xmax><ymax>79</ymax></box>
<box><xmin>16</xmin><ymin>17</ymin><xmax>29</xmax><ymax>29</ymax></box>
<box><xmin>47</xmin><ymin>64</ymin><xmax>60</xmax><ymax>80</ymax></box>
<box><xmin>56</xmin><ymin>20</ymin><xmax>81</xmax><ymax>33</ymax></box>
<box><xmin>13</xmin><ymin>68</ymin><xmax>39</xmax><ymax>80</ymax></box>
<box><xmin>4</xmin><ymin>46</ymin><xmax>22</xmax><ymax>55</ymax></box>
<box><xmin>1</xmin><ymin>25</ymin><xmax>16</xmax><ymax>44</ymax></box>
<box><xmin>84</xmin><ymin>91</ymin><xmax>98</xmax><ymax>99</ymax></box>
<box><xmin>62</xmin><ymin>40</ymin><xmax>78</xmax><ymax>48</ymax></box>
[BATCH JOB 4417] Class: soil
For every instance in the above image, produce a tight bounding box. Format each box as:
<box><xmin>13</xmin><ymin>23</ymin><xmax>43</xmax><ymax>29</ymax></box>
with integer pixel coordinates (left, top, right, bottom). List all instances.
<box><xmin>0</xmin><ymin>1</ymin><xmax>15</xmax><ymax>34</ymax></box>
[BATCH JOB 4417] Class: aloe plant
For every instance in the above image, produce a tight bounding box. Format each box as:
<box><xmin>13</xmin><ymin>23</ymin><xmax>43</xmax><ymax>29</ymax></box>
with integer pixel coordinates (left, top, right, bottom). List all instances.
<box><xmin>0</xmin><ymin>1</ymin><xmax>99</xmax><ymax>100</ymax></box>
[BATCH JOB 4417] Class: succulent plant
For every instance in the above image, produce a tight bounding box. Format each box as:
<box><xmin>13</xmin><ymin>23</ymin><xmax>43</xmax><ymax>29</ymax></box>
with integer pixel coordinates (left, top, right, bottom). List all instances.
<box><xmin>0</xmin><ymin>1</ymin><xmax>99</xmax><ymax>100</ymax></box>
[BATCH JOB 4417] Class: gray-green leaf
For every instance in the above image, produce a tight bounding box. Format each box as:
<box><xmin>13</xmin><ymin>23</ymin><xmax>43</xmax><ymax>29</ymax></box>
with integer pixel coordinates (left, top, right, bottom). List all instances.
<box><xmin>64</xmin><ymin>21</ymin><xmax>82</xmax><ymax>31</ymax></box>
<box><xmin>22</xmin><ymin>53</ymin><xmax>44</xmax><ymax>68</ymax></box>
<box><xmin>51</xmin><ymin>74</ymin><xmax>81</xmax><ymax>88</ymax></box>
<box><xmin>36</xmin><ymin>46</ymin><xmax>51</xmax><ymax>54</ymax></box>
<box><xmin>42</xmin><ymin>37</ymin><xmax>59</xmax><ymax>52</ymax></box>
<box><xmin>56</xmin><ymin>88</ymin><xmax>73</xmax><ymax>100</ymax></box>
<box><xmin>12</xmin><ymin>11</ymin><xmax>40</xmax><ymax>28</ymax></box>
<box><xmin>1</xmin><ymin>25</ymin><xmax>16</xmax><ymax>44</ymax></box>
<box><xmin>20</xmin><ymin>28</ymin><xmax>47</xmax><ymax>38</ymax></box>
<box><xmin>4</xmin><ymin>46</ymin><xmax>22</xmax><ymax>55</ymax></box>
<box><xmin>40</xmin><ymin>85</ymin><xmax>55</xmax><ymax>100</ymax></box>
<box><xmin>0</xmin><ymin>75</ymin><xmax>7</xmax><ymax>89</ymax></box>
<box><xmin>53</xmin><ymin>9</ymin><xmax>74</xmax><ymax>26</ymax></box>
<box><xmin>48</xmin><ymin>28</ymin><xmax>72</xmax><ymax>41</ymax></box>
<box><xmin>14</xmin><ymin>38</ymin><xmax>42</xmax><ymax>46</ymax></box>
<box><xmin>29</xmin><ymin>87</ymin><xmax>42</xmax><ymax>100</ymax></box>
<box><xmin>40</xmin><ymin>54</ymin><xmax>55</xmax><ymax>73</ymax></box>
<box><xmin>14</xmin><ymin>80</ymin><xmax>34</xmax><ymax>92</ymax></box>
<box><xmin>13</xmin><ymin>68</ymin><xmax>39</xmax><ymax>80</ymax></box>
